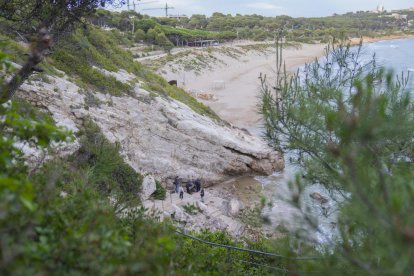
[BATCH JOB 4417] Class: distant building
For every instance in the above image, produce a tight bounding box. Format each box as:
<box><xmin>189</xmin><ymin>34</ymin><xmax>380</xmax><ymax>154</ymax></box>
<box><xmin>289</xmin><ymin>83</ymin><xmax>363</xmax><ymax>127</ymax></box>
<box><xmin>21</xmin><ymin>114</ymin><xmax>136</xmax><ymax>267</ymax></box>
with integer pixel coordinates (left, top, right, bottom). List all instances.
<box><xmin>371</xmin><ymin>3</ymin><xmax>385</xmax><ymax>14</ymax></box>
<box><xmin>187</xmin><ymin>40</ymin><xmax>219</xmax><ymax>47</ymax></box>
<box><xmin>385</xmin><ymin>13</ymin><xmax>408</xmax><ymax>20</ymax></box>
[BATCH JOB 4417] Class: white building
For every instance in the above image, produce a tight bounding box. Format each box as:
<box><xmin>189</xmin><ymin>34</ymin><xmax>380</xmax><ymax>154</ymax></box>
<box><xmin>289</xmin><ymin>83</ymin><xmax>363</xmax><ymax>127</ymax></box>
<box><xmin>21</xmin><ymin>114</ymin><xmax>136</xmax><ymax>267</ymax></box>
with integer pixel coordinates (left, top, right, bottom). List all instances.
<box><xmin>371</xmin><ymin>3</ymin><xmax>385</xmax><ymax>14</ymax></box>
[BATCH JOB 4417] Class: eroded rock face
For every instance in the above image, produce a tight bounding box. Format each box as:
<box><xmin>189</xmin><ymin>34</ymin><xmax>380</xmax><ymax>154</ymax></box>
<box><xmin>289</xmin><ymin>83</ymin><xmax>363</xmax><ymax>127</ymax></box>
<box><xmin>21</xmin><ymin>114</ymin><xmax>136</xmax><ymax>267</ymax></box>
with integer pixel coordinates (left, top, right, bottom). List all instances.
<box><xmin>140</xmin><ymin>175</ymin><xmax>157</xmax><ymax>200</ymax></box>
<box><xmin>18</xmin><ymin>70</ymin><xmax>284</xmax><ymax>185</ymax></box>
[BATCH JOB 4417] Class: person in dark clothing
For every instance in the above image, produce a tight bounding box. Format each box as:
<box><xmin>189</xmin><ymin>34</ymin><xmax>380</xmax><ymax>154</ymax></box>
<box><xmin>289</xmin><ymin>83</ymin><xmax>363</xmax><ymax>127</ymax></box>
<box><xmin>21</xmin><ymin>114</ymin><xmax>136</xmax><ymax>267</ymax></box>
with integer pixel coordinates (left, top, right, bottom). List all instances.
<box><xmin>174</xmin><ymin>176</ymin><xmax>180</xmax><ymax>193</ymax></box>
<box><xmin>200</xmin><ymin>188</ymin><xmax>205</xmax><ymax>202</ymax></box>
<box><xmin>179</xmin><ymin>186</ymin><xmax>184</xmax><ymax>199</ymax></box>
<box><xmin>186</xmin><ymin>182</ymin><xmax>192</xmax><ymax>194</ymax></box>
<box><xmin>195</xmin><ymin>178</ymin><xmax>201</xmax><ymax>192</ymax></box>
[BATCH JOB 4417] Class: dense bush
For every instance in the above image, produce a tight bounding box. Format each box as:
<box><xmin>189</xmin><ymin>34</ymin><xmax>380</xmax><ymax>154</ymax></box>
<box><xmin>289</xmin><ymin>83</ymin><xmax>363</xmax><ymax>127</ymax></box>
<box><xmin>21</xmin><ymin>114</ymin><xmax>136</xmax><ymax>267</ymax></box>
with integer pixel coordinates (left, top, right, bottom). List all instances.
<box><xmin>0</xmin><ymin>34</ymin><xmax>28</xmax><ymax>64</ymax></box>
<box><xmin>51</xmin><ymin>28</ymin><xmax>134</xmax><ymax>96</ymax></box>
<box><xmin>260</xmin><ymin>41</ymin><xmax>414</xmax><ymax>273</ymax></box>
<box><xmin>152</xmin><ymin>180</ymin><xmax>166</xmax><ymax>200</ymax></box>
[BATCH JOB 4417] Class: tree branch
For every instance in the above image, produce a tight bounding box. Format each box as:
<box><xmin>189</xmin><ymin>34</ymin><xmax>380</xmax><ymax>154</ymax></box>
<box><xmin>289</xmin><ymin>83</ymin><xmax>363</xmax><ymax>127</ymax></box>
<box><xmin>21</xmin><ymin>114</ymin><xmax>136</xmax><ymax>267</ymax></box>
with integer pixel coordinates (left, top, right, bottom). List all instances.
<box><xmin>0</xmin><ymin>27</ymin><xmax>51</xmax><ymax>104</ymax></box>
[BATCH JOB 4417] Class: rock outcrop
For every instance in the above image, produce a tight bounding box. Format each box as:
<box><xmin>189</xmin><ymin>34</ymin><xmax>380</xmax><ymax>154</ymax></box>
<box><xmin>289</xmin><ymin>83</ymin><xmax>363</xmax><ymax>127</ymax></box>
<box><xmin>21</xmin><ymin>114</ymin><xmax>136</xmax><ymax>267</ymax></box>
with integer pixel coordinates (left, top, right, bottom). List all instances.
<box><xmin>145</xmin><ymin>187</ymin><xmax>246</xmax><ymax>238</ymax></box>
<box><xmin>140</xmin><ymin>175</ymin><xmax>157</xmax><ymax>200</ymax></box>
<box><xmin>18</xmin><ymin>69</ymin><xmax>284</xmax><ymax>186</ymax></box>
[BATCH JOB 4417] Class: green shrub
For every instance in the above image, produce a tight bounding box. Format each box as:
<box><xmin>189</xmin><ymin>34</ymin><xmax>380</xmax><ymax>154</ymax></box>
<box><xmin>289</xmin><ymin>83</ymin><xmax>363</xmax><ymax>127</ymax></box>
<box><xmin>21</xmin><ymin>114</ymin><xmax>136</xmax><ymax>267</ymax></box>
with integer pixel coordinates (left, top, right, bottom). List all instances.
<box><xmin>83</xmin><ymin>90</ymin><xmax>103</xmax><ymax>108</ymax></box>
<box><xmin>183</xmin><ymin>203</ymin><xmax>199</xmax><ymax>215</ymax></box>
<box><xmin>0</xmin><ymin>34</ymin><xmax>28</xmax><ymax>64</ymax></box>
<box><xmin>71</xmin><ymin>119</ymin><xmax>143</xmax><ymax>204</ymax></box>
<box><xmin>152</xmin><ymin>180</ymin><xmax>166</xmax><ymax>200</ymax></box>
<box><xmin>51</xmin><ymin>28</ymin><xmax>135</xmax><ymax>96</ymax></box>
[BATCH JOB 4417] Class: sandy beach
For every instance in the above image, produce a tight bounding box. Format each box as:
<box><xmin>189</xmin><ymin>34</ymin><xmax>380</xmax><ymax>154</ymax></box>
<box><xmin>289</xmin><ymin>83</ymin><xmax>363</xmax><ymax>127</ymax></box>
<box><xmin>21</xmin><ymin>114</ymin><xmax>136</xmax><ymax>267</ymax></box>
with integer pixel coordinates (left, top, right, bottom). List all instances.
<box><xmin>157</xmin><ymin>43</ymin><xmax>327</xmax><ymax>129</ymax></box>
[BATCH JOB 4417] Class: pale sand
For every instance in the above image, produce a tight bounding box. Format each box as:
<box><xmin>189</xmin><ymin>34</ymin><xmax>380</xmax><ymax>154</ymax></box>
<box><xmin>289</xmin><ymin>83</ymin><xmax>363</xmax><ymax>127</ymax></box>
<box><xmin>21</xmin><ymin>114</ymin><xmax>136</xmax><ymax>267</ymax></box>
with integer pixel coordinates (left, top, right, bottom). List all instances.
<box><xmin>160</xmin><ymin>43</ymin><xmax>327</xmax><ymax>129</ymax></box>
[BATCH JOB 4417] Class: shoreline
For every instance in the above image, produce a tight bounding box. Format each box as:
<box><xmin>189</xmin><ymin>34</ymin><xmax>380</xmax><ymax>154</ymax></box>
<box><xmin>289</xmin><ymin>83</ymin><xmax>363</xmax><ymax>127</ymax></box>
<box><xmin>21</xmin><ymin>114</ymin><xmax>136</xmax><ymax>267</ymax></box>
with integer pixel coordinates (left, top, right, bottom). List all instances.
<box><xmin>147</xmin><ymin>36</ymin><xmax>412</xmax><ymax>238</ymax></box>
<box><xmin>161</xmin><ymin>35</ymin><xmax>414</xmax><ymax>130</ymax></box>
<box><xmin>349</xmin><ymin>33</ymin><xmax>414</xmax><ymax>45</ymax></box>
<box><xmin>150</xmin><ymin>43</ymin><xmax>327</xmax><ymax>238</ymax></box>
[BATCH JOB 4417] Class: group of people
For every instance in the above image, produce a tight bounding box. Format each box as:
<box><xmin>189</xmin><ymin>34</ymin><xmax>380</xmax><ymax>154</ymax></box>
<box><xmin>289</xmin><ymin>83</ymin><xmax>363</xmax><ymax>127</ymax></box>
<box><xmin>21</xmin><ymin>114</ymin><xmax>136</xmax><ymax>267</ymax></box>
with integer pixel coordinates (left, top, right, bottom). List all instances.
<box><xmin>174</xmin><ymin>176</ymin><xmax>205</xmax><ymax>202</ymax></box>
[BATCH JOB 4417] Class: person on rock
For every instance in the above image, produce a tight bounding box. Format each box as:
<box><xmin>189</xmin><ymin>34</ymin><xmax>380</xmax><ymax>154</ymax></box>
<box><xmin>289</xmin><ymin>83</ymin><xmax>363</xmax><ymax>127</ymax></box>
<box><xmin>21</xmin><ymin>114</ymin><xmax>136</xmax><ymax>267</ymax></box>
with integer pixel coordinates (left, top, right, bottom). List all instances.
<box><xmin>173</xmin><ymin>176</ymin><xmax>180</xmax><ymax>193</ymax></box>
<box><xmin>195</xmin><ymin>178</ymin><xmax>201</xmax><ymax>192</ymax></box>
<box><xmin>200</xmin><ymin>188</ymin><xmax>205</xmax><ymax>202</ymax></box>
<box><xmin>179</xmin><ymin>186</ymin><xmax>184</xmax><ymax>199</ymax></box>
<box><xmin>186</xmin><ymin>181</ymin><xmax>192</xmax><ymax>194</ymax></box>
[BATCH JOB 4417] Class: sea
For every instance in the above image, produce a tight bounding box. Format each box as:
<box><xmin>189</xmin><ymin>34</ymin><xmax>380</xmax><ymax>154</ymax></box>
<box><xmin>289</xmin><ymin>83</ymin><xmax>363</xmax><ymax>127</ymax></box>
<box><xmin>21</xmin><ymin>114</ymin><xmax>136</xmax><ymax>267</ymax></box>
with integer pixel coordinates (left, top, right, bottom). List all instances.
<box><xmin>257</xmin><ymin>38</ymin><xmax>414</xmax><ymax>248</ymax></box>
<box><xmin>365</xmin><ymin>38</ymin><xmax>414</xmax><ymax>79</ymax></box>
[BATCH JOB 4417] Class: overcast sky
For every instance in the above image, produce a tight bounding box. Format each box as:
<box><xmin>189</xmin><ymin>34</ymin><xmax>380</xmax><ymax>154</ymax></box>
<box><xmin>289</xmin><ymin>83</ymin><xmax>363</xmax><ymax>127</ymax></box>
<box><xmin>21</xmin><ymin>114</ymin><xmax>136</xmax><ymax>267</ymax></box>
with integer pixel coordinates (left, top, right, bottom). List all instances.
<box><xmin>126</xmin><ymin>0</ymin><xmax>413</xmax><ymax>17</ymax></box>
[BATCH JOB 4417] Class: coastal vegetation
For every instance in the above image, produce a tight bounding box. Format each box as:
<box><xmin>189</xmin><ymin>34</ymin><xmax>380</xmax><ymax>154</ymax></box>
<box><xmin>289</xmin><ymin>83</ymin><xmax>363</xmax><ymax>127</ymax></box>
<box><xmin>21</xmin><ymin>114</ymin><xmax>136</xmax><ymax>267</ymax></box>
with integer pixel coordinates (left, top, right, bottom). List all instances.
<box><xmin>260</xmin><ymin>40</ymin><xmax>414</xmax><ymax>274</ymax></box>
<box><xmin>1</xmin><ymin>1</ymin><xmax>414</xmax><ymax>274</ymax></box>
<box><xmin>0</xmin><ymin>54</ymin><xmax>284</xmax><ymax>274</ymax></box>
<box><xmin>90</xmin><ymin>9</ymin><xmax>414</xmax><ymax>46</ymax></box>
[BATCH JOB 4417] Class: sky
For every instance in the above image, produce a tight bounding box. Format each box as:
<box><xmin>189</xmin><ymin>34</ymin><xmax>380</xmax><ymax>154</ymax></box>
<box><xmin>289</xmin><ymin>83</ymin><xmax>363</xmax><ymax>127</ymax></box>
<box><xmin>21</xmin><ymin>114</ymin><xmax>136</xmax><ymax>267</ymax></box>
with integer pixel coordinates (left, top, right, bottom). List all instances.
<box><xmin>125</xmin><ymin>0</ymin><xmax>414</xmax><ymax>18</ymax></box>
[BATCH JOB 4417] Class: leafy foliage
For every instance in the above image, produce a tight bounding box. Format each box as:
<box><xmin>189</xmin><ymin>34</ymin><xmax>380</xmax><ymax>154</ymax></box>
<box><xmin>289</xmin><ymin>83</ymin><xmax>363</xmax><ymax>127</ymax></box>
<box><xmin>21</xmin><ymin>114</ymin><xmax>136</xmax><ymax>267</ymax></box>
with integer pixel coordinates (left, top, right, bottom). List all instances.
<box><xmin>48</xmin><ymin>25</ymin><xmax>218</xmax><ymax>119</ymax></box>
<box><xmin>89</xmin><ymin>9</ymin><xmax>414</xmax><ymax>45</ymax></box>
<box><xmin>0</xmin><ymin>0</ymin><xmax>125</xmax><ymax>40</ymax></box>
<box><xmin>260</xmin><ymin>40</ymin><xmax>414</xmax><ymax>273</ymax></box>
<box><xmin>0</xmin><ymin>92</ymin><xmax>290</xmax><ymax>275</ymax></box>
<box><xmin>0</xmin><ymin>34</ymin><xmax>28</xmax><ymax>64</ymax></box>
<box><xmin>152</xmin><ymin>180</ymin><xmax>166</xmax><ymax>200</ymax></box>
<box><xmin>51</xmin><ymin>27</ymin><xmax>135</xmax><ymax>96</ymax></box>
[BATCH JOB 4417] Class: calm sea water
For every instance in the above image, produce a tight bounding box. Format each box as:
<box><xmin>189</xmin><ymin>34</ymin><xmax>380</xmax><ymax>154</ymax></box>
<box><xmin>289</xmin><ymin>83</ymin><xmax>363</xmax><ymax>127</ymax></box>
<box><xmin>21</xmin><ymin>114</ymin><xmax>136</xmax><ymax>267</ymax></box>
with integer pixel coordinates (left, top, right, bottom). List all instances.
<box><xmin>259</xmin><ymin>38</ymin><xmax>414</xmax><ymax>246</ymax></box>
<box><xmin>364</xmin><ymin>38</ymin><xmax>414</xmax><ymax>77</ymax></box>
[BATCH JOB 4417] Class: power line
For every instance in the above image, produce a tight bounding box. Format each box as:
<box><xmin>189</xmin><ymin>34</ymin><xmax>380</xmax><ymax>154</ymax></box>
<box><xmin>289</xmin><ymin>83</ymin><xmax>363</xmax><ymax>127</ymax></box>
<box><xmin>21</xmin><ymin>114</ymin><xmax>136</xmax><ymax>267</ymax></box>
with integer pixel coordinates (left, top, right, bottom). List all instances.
<box><xmin>143</xmin><ymin>2</ymin><xmax>174</xmax><ymax>17</ymax></box>
<box><xmin>175</xmin><ymin>230</ymin><xmax>323</xmax><ymax>260</ymax></box>
<box><xmin>176</xmin><ymin>238</ymin><xmax>364</xmax><ymax>274</ymax></box>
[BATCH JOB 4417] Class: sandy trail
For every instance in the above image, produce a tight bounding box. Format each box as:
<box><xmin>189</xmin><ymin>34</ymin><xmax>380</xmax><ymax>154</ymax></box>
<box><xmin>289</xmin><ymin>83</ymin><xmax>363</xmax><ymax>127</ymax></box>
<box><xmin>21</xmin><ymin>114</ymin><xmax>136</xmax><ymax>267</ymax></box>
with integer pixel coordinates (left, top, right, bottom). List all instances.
<box><xmin>160</xmin><ymin>43</ymin><xmax>327</xmax><ymax>130</ymax></box>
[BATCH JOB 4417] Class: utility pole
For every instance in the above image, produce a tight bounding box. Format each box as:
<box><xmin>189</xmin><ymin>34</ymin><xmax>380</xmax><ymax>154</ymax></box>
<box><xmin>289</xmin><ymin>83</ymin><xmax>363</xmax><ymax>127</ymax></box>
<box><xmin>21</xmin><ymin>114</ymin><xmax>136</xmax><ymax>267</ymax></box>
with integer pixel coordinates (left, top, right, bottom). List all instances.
<box><xmin>127</xmin><ymin>0</ymin><xmax>159</xmax><ymax>12</ymax></box>
<box><xmin>164</xmin><ymin>2</ymin><xmax>168</xmax><ymax>17</ymax></box>
<box><xmin>130</xmin><ymin>15</ymin><xmax>135</xmax><ymax>33</ymax></box>
<box><xmin>143</xmin><ymin>3</ymin><xmax>174</xmax><ymax>17</ymax></box>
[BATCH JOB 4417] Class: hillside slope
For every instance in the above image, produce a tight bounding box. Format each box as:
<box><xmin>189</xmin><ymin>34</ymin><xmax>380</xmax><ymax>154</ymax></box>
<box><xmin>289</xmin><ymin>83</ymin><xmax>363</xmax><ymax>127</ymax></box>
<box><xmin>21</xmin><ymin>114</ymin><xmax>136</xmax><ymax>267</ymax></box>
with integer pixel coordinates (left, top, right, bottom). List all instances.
<box><xmin>8</xmin><ymin>26</ymin><xmax>283</xmax><ymax>186</ymax></box>
<box><xmin>19</xmin><ymin>68</ymin><xmax>283</xmax><ymax>185</ymax></box>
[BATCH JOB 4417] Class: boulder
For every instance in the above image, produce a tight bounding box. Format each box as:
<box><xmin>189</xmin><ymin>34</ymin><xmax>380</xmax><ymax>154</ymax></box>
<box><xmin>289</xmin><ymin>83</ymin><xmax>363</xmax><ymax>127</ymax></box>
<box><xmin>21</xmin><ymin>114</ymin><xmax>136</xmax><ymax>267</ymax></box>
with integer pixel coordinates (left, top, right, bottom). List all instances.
<box><xmin>172</xmin><ymin>204</ymin><xmax>186</xmax><ymax>222</ymax></box>
<box><xmin>229</xmin><ymin>199</ymin><xmax>241</xmax><ymax>216</ymax></box>
<box><xmin>223</xmin><ymin>198</ymin><xmax>241</xmax><ymax>217</ymax></box>
<box><xmin>196</xmin><ymin>201</ymin><xmax>208</xmax><ymax>213</ymax></box>
<box><xmin>140</xmin><ymin>175</ymin><xmax>157</xmax><ymax>200</ymax></box>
